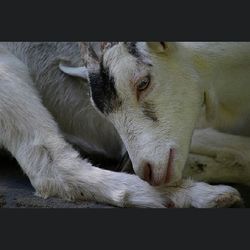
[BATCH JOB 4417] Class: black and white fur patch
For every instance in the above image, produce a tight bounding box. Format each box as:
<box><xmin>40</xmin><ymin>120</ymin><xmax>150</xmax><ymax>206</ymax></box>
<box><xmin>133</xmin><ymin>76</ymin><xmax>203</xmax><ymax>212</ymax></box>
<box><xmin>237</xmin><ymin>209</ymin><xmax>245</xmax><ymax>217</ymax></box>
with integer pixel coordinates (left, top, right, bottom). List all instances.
<box><xmin>88</xmin><ymin>42</ymin><xmax>151</xmax><ymax>115</ymax></box>
<box><xmin>124</xmin><ymin>42</ymin><xmax>141</xmax><ymax>59</ymax></box>
<box><xmin>88</xmin><ymin>59</ymin><xmax>121</xmax><ymax>114</ymax></box>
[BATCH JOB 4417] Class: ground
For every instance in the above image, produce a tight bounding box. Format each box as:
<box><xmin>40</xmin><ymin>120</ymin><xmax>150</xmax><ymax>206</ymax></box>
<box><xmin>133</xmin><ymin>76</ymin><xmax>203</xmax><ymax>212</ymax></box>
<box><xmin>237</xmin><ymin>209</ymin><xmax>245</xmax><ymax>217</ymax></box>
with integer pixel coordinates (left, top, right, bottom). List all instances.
<box><xmin>0</xmin><ymin>155</ymin><xmax>113</xmax><ymax>208</ymax></box>
<box><xmin>1</xmin><ymin>154</ymin><xmax>250</xmax><ymax>208</ymax></box>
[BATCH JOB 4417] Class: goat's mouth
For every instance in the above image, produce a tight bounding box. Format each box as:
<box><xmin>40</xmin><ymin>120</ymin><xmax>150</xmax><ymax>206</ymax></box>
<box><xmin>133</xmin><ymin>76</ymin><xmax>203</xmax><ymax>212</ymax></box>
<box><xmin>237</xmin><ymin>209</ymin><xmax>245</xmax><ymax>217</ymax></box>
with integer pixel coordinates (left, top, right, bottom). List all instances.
<box><xmin>146</xmin><ymin>148</ymin><xmax>176</xmax><ymax>187</ymax></box>
<box><xmin>165</xmin><ymin>148</ymin><xmax>175</xmax><ymax>184</ymax></box>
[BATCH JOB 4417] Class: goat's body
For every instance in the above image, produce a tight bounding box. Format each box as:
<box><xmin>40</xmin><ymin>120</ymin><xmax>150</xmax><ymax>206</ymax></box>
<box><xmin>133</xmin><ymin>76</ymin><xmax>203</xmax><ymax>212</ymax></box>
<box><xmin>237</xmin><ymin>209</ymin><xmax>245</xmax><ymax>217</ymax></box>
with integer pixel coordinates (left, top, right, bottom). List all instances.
<box><xmin>3</xmin><ymin>42</ymin><xmax>250</xmax><ymax>155</ymax></box>
<box><xmin>0</xmin><ymin>42</ymin><xmax>247</xmax><ymax>207</ymax></box>
<box><xmin>174</xmin><ymin>42</ymin><xmax>250</xmax><ymax>185</ymax></box>
<box><xmin>1</xmin><ymin>42</ymin><xmax>124</xmax><ymax>162</ymax></box>
<box><xmin>180</xmin><ymin>42</ymin><xmax>250</xmax><ymax>136</ymax></box>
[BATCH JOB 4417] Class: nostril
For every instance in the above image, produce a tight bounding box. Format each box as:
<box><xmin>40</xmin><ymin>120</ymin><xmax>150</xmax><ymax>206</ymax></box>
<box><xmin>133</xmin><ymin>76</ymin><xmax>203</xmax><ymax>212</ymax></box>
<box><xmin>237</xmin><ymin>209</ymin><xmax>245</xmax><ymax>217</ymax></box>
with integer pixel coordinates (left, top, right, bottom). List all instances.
<box><xmin>143</xmin><ymin>162</ymin><xmax>152</xmax><ymax>183</ymax></box>
<box><xmin>165</xmin><ymin>148</ymin><xmax>175</xmax><ymax>184</ymax></box>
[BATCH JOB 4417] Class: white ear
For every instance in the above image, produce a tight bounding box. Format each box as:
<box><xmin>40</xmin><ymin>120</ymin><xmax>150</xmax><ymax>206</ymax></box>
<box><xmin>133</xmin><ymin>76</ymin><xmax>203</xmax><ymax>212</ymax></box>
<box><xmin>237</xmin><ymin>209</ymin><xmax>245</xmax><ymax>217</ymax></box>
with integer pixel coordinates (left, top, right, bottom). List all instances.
<box><xmin>59</xmin><ymin>63</ymin><xmax>89</xmax><ymax>80</ymax></box>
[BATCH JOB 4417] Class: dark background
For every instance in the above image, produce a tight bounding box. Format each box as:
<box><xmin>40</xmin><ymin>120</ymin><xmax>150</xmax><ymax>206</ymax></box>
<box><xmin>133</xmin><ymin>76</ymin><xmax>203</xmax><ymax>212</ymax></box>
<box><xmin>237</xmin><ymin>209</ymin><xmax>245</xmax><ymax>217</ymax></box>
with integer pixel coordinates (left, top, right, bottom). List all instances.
<box><xmin>0</xmin><ymin>0</ymin><xmax>249</xmax><ymax>248</ymax></box>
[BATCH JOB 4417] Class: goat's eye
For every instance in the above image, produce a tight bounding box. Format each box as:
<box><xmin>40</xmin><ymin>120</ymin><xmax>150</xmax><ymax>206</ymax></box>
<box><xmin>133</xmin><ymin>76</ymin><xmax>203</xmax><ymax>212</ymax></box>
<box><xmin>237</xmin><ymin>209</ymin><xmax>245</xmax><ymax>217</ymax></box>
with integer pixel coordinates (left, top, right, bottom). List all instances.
<box><xmin>137</xmin><ymin>76</ymin><xmax>151</xmax><ymax>91</ymax></box>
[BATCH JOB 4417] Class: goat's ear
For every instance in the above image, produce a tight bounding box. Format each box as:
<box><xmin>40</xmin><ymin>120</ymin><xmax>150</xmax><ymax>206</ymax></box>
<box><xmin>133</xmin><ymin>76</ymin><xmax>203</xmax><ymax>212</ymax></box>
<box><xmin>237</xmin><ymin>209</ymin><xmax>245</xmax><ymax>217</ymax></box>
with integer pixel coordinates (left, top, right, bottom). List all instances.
<box><xmin>147</xmin><ymin>42</ymin><xmax>175</xmax><ymax>54</ymax></box>
<box><xmin>59</xmin><ymin>63</ymin><xmax>89</xmax><ymax>81</ymax></box>
<box><xmin>78</xmin><ymin>42</ymin><xmax>101</xmax><ymax>67</ymax></box>
<box><xmin>78</xmin><ymin>42</ymin><xmax>114</xmax><ymax>67</ymax></box>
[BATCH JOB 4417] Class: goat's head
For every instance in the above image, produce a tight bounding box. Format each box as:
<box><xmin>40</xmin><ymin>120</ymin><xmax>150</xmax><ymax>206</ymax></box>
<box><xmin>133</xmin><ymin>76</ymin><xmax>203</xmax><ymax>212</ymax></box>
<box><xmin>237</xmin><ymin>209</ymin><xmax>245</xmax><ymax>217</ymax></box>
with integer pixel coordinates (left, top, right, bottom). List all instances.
<box><xmin>60</xmin><ymin>42</ymin><xmax>204</xmax><ymax>186</ymax></box>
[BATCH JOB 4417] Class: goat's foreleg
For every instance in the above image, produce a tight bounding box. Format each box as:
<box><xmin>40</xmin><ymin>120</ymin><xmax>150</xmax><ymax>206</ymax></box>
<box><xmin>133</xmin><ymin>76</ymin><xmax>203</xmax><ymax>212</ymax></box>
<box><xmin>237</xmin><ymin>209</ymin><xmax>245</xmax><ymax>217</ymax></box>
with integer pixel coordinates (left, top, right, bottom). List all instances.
<box><xmin>183</xmin><ymin>128</ymin><xmax>250</xmax><ymax>185</ymax></box>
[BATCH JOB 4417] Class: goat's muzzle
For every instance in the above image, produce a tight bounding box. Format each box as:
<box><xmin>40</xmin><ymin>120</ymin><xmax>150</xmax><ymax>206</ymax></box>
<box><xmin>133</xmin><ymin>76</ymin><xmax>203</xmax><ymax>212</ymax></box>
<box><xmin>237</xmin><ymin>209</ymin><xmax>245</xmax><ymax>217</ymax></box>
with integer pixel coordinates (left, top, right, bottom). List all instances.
<box><xmin>142</xmin><ymin>148</ymin><xmax>175</xmax><ymax>186</ymax></box>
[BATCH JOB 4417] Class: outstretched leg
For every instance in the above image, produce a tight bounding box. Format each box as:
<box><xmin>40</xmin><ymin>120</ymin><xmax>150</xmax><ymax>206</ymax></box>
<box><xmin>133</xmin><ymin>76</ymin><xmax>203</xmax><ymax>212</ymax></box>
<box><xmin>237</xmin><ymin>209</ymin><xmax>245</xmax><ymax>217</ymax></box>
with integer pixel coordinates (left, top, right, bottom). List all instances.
<box><xmin>183</xmin><ymin>128</ymin><xmax>250</xmax><ymax>185</ymax></box>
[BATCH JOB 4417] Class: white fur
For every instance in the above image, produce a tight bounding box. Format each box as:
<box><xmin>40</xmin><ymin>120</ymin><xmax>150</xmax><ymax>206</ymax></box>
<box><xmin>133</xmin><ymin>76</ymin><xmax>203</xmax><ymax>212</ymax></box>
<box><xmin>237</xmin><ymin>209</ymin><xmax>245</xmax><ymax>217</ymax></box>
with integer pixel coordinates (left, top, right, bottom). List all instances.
<box><xmin>0</xmin><ymin>42</ymin><xmax>245</xmax><ymax>208</ymax></box>
<box><xmin>102</xmin><ymin>42</ymin><xmax>250</xmax><ymax>189</ymax></box>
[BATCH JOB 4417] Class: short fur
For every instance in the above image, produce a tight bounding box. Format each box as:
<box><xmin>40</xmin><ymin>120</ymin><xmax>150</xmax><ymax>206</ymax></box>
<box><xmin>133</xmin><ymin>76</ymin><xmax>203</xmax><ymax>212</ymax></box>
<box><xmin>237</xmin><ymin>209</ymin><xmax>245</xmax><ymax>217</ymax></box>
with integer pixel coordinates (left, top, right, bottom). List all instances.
<box><xmin>0</xmin><ymin>42</ymin><xmax>245</xmax><ymax>208</ymax></box>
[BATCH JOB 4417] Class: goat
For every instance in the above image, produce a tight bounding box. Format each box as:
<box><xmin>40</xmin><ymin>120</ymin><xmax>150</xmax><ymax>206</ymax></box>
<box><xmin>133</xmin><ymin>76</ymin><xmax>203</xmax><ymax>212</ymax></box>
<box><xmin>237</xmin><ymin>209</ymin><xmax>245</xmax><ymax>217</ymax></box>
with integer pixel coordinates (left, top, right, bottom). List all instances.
<box><xmin>0</xmin><ymin>42</ymin><xmax>244</xmax><ymax>208</ymax></box>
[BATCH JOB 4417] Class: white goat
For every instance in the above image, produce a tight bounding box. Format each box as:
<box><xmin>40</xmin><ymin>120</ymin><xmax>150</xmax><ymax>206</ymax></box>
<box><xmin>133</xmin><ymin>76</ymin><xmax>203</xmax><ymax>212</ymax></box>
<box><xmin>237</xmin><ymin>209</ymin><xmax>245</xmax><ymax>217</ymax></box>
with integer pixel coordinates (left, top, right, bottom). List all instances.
<box><xmin>0</xmin><ymin>42</ymin><xmax>246</xmax><ymax>208</ymax></box>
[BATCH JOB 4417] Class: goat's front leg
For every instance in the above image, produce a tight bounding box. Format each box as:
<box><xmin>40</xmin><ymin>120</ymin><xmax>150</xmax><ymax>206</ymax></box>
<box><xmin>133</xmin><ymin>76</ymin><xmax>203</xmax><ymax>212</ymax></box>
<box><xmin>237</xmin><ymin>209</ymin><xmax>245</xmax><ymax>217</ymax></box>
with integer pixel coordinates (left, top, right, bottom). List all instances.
<box><xmin>183</xmin><ymin>128</ymin><xmax>250</xmax><ymax>185</ymax></box>
<box><xmin>160</xmin><ymin>179</ymin><xmax>242</xmax><ymax>208</ymax></box>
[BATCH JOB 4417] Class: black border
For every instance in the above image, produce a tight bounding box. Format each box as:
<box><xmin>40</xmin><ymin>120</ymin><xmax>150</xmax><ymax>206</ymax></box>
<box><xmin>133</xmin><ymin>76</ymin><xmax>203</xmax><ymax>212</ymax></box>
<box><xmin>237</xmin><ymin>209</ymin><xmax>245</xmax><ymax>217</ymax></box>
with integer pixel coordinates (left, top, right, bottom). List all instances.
<box><xmin>0</xmin><ymin>209</ymin><xmax>249</xmax><ymax>248</ymax></box>
<box><xmin>1</xmin><ymin>1</ymin><xmax>250</xmax><ymax>248</ymax></box>
<box><xmin>1</xmin><ymin>1</ymin><xmax>250</xmax><ymax>41</ymax></box>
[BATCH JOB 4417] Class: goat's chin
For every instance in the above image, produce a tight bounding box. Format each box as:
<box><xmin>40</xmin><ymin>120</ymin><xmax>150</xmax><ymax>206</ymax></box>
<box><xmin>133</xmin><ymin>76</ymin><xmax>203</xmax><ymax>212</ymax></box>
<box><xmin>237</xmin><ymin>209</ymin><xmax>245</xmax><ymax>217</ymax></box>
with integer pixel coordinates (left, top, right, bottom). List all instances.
<box><xmin>165</xmin><ymin>176</ymin><xmax>183</xmax><ymax>187</ymax></box>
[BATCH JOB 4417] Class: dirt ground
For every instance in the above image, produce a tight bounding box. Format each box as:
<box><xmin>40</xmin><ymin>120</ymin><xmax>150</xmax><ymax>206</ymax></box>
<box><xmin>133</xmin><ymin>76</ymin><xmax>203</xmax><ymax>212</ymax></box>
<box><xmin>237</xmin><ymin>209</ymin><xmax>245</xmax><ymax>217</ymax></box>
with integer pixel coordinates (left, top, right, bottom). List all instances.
<box><xmin>1</xmin><ymin>154</ymin><xmax>250</xmax><ymax>208</ymax></box>
<box><xmin>0</xmin><ymin>155</ymin><xmax>113</xmax><ymax>208</ymax></box>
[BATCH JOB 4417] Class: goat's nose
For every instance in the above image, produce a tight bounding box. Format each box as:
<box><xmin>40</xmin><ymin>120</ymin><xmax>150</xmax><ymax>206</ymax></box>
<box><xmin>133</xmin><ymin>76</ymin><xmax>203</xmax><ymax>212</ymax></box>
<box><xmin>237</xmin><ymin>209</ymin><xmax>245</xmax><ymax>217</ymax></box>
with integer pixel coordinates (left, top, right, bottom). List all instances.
<box><xmin>143</xmin><ymin>162</ymin><xmax>164</xmax><ymax>186</ymax></box>
<box><xmin>143</xmin><ymin>162</ymin><xmax>153</xmax><ymax>184</ymax></box>
<box><xmin>142</xmin><ymin>148</ymin><xmax>175</xmax><ymax>186</ymax></box>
